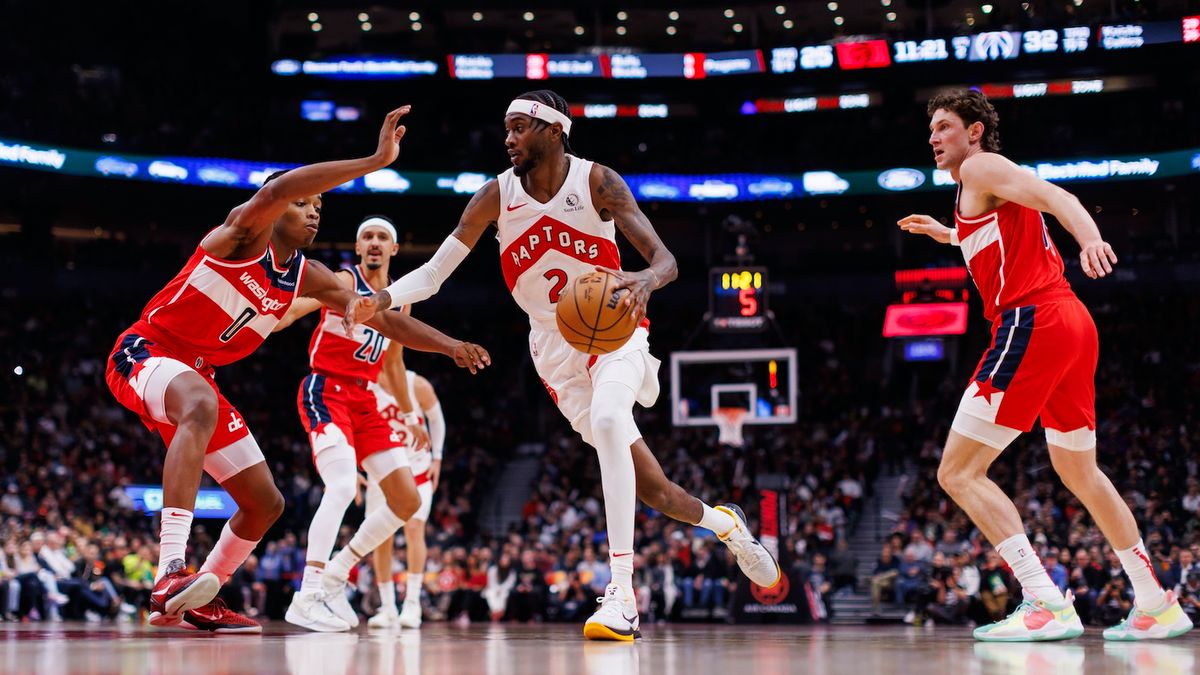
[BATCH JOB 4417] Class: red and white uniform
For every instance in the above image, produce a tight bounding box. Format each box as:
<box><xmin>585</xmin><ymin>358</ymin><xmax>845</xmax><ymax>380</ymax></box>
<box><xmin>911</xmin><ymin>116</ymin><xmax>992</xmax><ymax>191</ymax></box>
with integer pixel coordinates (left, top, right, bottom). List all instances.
<box><xmin>952</xmin><ymin>194</ymin><xmax>1097</xmax><ymax>447</ymax></box>
<box><xmin>370</xmin><ymin>371</ymin><xmax>435</xmax><ymax>521</ymax></box>
<box><xmin>497</xmin><ymin>155</ymin><xmax>660</xmax><ymax>442</ymax></box>
<box><xmin>296</xmin><ymin>265</ymin><xmax>406</xmax><ymax>465</ymax></box>
<box><xmin>105</xmin><ymin>241</ymin><xmax>305</xmax><ymax>480</ymax></box>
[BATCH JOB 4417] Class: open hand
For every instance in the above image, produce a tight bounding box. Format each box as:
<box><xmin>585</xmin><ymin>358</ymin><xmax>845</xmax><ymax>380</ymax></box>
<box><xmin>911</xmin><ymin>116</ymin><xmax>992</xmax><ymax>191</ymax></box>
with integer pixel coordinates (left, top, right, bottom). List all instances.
<box><xmin>342</xmin><ymin>294</ymin><xmax>382</xmax><ymax>333</ymax></box>
<box><xmin>373</xmin><ymin>105</ymin><xmax>411</xmax><ymax>167</ymax></box>
<box><xmin>451</xmin><ymin>342</ymin><xmax>491</xmax><ymax>374</ymax></box>
<box><xmin>1079</xmin><ymin>240</ymin><xmax>1117</xmax><ymax>279</ymax></box>
<box><xmin>897</xmin><ymin>214</ymin><xmax>953</xmax><ymax>244</ymax></box>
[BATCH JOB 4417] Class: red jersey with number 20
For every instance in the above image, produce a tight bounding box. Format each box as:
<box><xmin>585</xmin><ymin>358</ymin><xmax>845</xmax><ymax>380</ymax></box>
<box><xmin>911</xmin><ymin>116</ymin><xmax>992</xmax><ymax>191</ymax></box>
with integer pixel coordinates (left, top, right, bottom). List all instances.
<box><xmin>307</xmin><ymin>265</ymin><xmax>398</xmax><ymax>383</ymax></box>
<box><xmin>497</xmin><ymin>155</ymin><xmax>622</xmax><ymax>331</ymax></box>
<box><xmin>955</xmin><ymin>192</ymin><xmax>1073</xmax><ymax>323</ymax></box>
<box><xmin>130</xmin><ymin>240</ymin><xmax>307</xmax><ymax>368</ymax></box>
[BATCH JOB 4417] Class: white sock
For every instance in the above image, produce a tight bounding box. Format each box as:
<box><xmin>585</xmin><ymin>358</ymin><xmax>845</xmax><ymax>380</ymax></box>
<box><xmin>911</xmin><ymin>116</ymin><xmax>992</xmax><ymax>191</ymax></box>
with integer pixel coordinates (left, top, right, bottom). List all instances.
<box><xmin>1115</xmin><ymin>539</ymin><xmax>1168</xmax><ymax>611</ymax></box>
<box><xmin>697</xmin><ymin>503</ymin><xmax>736</xmax><ymax>537</ymax></box>
<box><xmin>405</xmin><ymin>573</ymin><xmax>422</xmax><ymax>605</ymax></box>
<box><xmin>156</xmin><ymin>508</ymin><xmax>193</xmax><ymax>582</ymax></box>
<box><xmin>325</xmin><ymin>505</ymin><xmax>405</xmax><ymax>586</ymax></box>
<box><xmin>589</xmin><ymin>381</ymin><xmax>639</xmax><ymax>585</ymax></box>
<box><xmin>996</xmin><ymin>534</ymin><xmax>1064</xmax><ymax>604</ymax></box>
<box><xmin>199</xmin><ymin>521</ymin><xmax>260</xmax><ymax>584</ymax></box>
<box><xmin>378</xmin><ymin>581</ymin><xmax>396</xmax><ymax>611</ymax></box>
<box><xmin>610</xmin><ymin>551</ymin><xmax>634</xmax><ymax>591</ymax></box>
<box><xmin>302</xmin><ymin>565</ymin><xmax>325</xmax><ymax>593</ymax></box>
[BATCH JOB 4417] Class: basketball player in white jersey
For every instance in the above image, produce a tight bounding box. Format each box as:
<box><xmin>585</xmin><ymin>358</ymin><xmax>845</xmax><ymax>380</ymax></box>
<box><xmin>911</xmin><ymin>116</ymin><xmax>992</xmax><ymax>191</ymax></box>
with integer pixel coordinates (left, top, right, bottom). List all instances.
<box><xmin>273</xmin><ymin>216</ymin><xmax>432</xmax><ymax>632</ymax></box>
<box><xmin>344</xmin><ymin>90</ymin><xmax>780</xmax><ymax>640</ymax></box>
<box><xmin>365</xmin><ymin>365</ymin><xmax>445</xmax><ymax>628</ymax></box>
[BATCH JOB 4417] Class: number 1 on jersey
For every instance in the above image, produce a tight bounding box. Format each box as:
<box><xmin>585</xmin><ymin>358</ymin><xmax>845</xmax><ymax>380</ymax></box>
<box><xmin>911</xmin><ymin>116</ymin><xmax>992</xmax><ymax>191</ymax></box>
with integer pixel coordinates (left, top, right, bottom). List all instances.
<box><xmin>545</xmin><ymin>268</ymin><xmax>568</xmax><ymax>303</ymax></box>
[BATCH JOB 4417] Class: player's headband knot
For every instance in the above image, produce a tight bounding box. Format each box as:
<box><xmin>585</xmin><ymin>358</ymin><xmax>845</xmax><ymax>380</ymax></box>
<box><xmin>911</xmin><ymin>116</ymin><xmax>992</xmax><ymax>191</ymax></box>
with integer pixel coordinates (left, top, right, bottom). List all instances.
<box><xmin>357</xmin><ymin>216</ymin><xmax>397</xmax><ymax>242</ymax></box>
<box><xmin>505</xmin><ymin>99</ymin><xmax>572</xmax><ymax>137</ymax></box>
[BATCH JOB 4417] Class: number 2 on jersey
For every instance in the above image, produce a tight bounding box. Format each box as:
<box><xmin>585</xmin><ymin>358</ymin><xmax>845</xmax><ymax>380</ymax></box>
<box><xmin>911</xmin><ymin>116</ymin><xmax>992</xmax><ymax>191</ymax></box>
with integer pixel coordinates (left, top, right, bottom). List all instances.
<box><xmin>354</xmin><ymin>327</ymin><xmax>387</xmax><ymax>363</ymax></box>
<box><xmin>544</xmin><ymin>268</ymin><xmax>568</xmax><ymax>303</ymax></box>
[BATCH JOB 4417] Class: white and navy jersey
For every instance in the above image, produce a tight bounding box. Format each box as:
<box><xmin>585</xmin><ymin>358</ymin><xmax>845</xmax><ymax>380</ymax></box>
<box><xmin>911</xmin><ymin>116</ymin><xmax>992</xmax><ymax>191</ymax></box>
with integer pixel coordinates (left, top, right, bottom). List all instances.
<box><xmin>496</xmin><ymin>154</ymin><xmax>622</xmax><ymax>331</ymax></box>
<box><xmin>130</xmin><ymin>240</ymin><xmax>306</xmax><ymax>368</ymax></box>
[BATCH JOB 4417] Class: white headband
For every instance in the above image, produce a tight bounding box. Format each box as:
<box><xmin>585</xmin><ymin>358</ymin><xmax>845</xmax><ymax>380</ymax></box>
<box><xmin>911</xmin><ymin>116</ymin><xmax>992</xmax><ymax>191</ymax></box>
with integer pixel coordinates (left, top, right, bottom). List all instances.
<box><xmin>506</xmin><ymin>99</ymin><xmax>572</xmax><ymax>136</ymax></box>
<box><xmin>357</xmin><ymin>217</ymin><xmax>397</xmax><ymax>242</ymax></box>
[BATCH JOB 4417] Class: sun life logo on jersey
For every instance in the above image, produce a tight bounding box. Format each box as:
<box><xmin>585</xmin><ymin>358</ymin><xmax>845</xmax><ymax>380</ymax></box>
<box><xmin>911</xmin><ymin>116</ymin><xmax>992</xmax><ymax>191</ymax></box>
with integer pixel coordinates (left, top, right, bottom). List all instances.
<box><xmin>563</xmin><ymin>193</ymin><xmax>583</xmax><ymax>213</ymax></box>
<box><xmin>508</xmin><ymin>221</ymin><xmax>601</xmax><ymax>269</ymax></box>
<box><xmin>239</xmin><ymin>272</ymin><xmax>287</xmax><ymax>313</ymax></box>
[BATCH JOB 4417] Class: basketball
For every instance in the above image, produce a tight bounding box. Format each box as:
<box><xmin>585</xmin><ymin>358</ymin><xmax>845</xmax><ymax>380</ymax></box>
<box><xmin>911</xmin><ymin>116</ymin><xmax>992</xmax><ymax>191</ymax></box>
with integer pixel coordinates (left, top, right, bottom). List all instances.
<box><xmin>555</xmin><ymin>271</ymin><xmax>639</xmax><ymax>354</ymax></box>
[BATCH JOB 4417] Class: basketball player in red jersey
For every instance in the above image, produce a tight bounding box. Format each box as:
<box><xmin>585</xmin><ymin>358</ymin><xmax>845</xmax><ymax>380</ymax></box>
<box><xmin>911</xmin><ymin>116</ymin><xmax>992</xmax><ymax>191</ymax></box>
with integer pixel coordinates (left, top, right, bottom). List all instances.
<box><xmin>343</xmin><ymin>90</ymin><xmax>781</xmax><ymax>641</ymax></box>
<box><xmin>104</xmin><ymin>107</ymin><xmax>490</xmax><ymax>632</ymax></box>
<box><xmin>271</xmin><ymin>215</ymin><xmax>432</xmax><ymax>632</ymax></box>
<box><xmin>898</xmin><ymin>90</ymin><xmax>1190</xmax><ymax>641</ymax></box>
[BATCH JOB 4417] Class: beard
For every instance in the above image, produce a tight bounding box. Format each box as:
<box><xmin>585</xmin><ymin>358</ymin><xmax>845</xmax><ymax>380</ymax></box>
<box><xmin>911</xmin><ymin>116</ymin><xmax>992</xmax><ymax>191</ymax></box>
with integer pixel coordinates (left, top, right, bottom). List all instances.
<box><xmin>512</xmin><ymin>149</ymin><xmax>541</xmax><ymax>177</ymax></box>
<box><xmin>363</xmin><ymin>260</ymin><xmax>383</xmax><ymax>270</ymax></box>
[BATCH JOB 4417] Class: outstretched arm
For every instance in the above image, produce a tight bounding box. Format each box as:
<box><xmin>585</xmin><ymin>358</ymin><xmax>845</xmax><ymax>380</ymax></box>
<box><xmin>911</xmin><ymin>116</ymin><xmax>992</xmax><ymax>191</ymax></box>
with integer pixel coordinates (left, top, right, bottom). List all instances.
<box><xmin>272</xmin><ymin>270</ymin><xmax>354</xmax><ymax>332</ymax></box>
<box><xmin>959</xmin><ymin>153</ymin><xmax>1117</xmax><ymax>278</ymax></box>
<box><xmin>301</xmin><ymin>260</ymin><xmax>491</xmax><ymax>373</ymax></box>
<box><xmin>210</xmin><ymin>106</ymin><xmax>412</xmax><ymax>255</ymax></box>
<box><xmin>588</xmin><ymin>163</ymin><xmax>678</xmax><ymax>322</ymax></box>
<box><xmin>342</xmin><ymin>180</ymin><xmax>500</xmax><ymax>331</ymax></box>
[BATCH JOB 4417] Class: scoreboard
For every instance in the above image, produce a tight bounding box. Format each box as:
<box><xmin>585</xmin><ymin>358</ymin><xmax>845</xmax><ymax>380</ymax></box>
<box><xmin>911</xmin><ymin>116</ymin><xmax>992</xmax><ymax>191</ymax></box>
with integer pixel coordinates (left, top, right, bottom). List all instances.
<box><xmin>709</xmin><ymin>266</ymin><xmax>769</xmax><ymax>332</ymax></box>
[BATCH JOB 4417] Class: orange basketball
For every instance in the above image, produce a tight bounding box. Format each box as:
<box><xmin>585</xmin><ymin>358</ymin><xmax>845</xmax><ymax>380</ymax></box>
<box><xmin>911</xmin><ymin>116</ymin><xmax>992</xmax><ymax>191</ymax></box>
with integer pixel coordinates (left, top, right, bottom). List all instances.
<box><xmin>555</xmin><ymin>271</ymin><xmax>639</xmax><ymax>354</ymax></box>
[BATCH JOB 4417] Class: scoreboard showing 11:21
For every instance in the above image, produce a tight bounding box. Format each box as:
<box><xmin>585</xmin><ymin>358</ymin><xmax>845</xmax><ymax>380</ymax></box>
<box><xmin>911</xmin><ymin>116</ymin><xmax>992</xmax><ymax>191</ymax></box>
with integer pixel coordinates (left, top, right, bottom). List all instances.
<box><xmin>709</xmin><ymin>266</ymin><xmax>769</xmax><ymax>332</ymax></box>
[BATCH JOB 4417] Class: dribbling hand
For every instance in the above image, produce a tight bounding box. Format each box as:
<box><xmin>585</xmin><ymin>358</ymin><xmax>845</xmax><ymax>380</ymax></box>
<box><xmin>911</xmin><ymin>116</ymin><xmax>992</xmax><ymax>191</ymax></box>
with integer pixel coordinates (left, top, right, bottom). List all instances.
<box><xmin>1079</xmin><ymin>240</ymin><xmax>1117</xmax><ymax>279</ymax></box>
<box><xmin>451</xmin><ymin>342</ymin><xmax>491</xmax><ymax>375</ymax></box>
<box><xmin>373</xmin><ymin>105</ymin><xmax>411</xmax><ymax>167</ymax></box>
<box><xmin>596</xmin><ymin>265</ymin><xmax>654</xmax><ymax>323</ymax></box>
<box><xmin>897</xmin><ymin>214</ymin><xmax>953</xmax><ymax>244</ymax></box>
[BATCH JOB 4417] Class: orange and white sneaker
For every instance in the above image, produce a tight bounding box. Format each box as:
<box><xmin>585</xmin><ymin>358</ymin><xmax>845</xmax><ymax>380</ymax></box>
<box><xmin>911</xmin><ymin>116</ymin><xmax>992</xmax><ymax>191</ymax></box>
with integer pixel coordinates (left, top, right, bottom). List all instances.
<box><xmin>583</xmin><ymin>583</ymin><xmax>640</xmax><ymax>642</ymax></box>
<box><xmin>147</xmin><ymin>559</ymin><xmax>220</xmax><ymax>627</ymax></box>
<box><xmin>180</xmin><ymin>598</ymin><xmax>263</xmax><ymax>634</ymax></box>
<box><xmin>1102</xmin><ymin>590</ymin><xmax>1194</xmax><ymax>641</ymax></box>
<box><xmin>973</xmin><ymin>591</ymin><xmax>1084</xmax><ymax>642</ymax></box>
<box><xmin>715</xmin><ymin>504</ymin><xmax>782</xmax><ymax>589</ymax></box>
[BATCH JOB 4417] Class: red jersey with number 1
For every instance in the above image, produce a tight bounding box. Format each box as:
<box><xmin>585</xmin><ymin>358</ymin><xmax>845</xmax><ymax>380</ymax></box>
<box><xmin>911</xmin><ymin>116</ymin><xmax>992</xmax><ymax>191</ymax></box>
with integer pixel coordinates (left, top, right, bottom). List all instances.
<box><xmin>129</xmin><ymin>240</ymin><xmax>307</xmax><ymax>369</ymax></box>
<box><xmin>307</xmin><ymin>265</ymin><xmax>399</xmax><ymax>382</ymax></box>
<box><xmin>954</xmin><ymin>191</ymin><xmax>1073</xmax><ymax>323</ymax></box>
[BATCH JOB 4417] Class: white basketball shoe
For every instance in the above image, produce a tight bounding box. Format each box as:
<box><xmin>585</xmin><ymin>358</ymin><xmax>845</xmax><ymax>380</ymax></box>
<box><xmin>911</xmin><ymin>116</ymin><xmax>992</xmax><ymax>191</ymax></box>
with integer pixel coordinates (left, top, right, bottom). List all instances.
<box><xmin>285</xmin><ymin>589</ymin><xmax>351</xmax><ymax>633</ymax></box>
<box><xmin>583</xmin><ymin>583</ymin><xmax>641</xmax><ymax>641</ymax></box>
<box><xmin>715</xmin><ymin>504</ymin><xmax>783</xmax><ymax>588</ymax></box>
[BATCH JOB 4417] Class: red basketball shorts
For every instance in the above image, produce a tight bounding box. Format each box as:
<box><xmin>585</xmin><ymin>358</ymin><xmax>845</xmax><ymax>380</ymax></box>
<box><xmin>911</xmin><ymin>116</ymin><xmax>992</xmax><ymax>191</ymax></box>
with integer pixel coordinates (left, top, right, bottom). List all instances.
<box><xmin>953</xmin><ymin>296</ymin><xmax>1098</xmax><ymax>449</ymax></box>
<box><xmin>297</xmin><ymin>372</ymin><xmax>403</xmax><ymax>465</ymax></box>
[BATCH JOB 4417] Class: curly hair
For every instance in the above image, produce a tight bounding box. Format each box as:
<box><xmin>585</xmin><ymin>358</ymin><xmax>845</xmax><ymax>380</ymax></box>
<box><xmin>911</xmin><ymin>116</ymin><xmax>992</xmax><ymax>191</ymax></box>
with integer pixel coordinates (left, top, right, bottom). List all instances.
<box><xmin>515</xmin><ymin>89</ymin><xmax>573</xmax><ymax>154</ymax></box>
<box><xmin>927</xmin><ymin>89</ymin><xmax>1001</xmax><ymax>152</ymax></box>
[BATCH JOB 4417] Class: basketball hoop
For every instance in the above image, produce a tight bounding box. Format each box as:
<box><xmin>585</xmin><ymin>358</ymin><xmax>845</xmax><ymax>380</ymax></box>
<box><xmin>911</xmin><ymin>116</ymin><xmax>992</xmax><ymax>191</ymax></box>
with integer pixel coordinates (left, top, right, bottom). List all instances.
<box><xmin>715</xmin><ymin>407</ymin><xmax>747</xmax><ymax>448</ymax></box>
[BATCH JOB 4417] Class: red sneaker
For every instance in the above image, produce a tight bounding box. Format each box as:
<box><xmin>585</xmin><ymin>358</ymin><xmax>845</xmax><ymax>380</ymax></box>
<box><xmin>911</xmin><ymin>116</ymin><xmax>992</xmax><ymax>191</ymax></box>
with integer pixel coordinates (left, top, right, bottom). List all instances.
<box><xmin>181</xmin><ymin>598</ymin><xmax>263</xmax><ymax>634</ymax></box>
<box><xmin>148</xmin><ymin>559</ymin><xmax>220</xmax><ymax>627</ymax></box>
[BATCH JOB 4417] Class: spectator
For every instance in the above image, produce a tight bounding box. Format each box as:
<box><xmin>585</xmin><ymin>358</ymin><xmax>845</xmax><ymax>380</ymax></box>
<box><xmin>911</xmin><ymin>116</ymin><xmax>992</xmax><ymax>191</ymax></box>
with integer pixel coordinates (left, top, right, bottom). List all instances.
<box><xmin>869</xmin><ymin>543</ymin><xmax>900</xmax><ymax>615</ymax></box>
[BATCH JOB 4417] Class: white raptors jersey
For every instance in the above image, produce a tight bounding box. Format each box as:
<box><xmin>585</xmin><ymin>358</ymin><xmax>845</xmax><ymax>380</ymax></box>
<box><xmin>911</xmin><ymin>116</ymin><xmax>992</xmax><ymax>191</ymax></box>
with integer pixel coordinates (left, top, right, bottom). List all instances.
<box><xmin>369</xmin><ymin>372</ymin><xmax>431</xmax><ymax>475</ymax></box>
<box><xmin>497</xmin><ymin>155</ymin><xmax>623</xmax><ymax>331</ymax></box>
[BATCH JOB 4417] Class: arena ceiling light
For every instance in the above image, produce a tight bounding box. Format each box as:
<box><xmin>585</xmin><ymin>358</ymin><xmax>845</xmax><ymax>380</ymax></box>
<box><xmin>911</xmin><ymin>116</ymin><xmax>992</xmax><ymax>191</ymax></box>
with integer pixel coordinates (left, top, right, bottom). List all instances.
<box><xmin>617</xmin><ymin>10</ymin><xmax>628</xmax><ymax>21</ymax></box>
<box><xmin>307</xmin><ymin>12</ymin><xmax>318</xmax><ymax>22</ymax></box>
<box><xmin>667</xmin><ymin>26</ymin><xmax>677</xmax><ymax>35</ymax></box>
<box><xmin>775</xmin><ymin>5</ymin><xmax>786</xmax><ymax>14</ymax></box>
<box><xmin>887</xmin><ymin>12</ymin><xmax>897</xmax><ymax>22</ymax></box>
<box><xmin>472</xmin><ymin>12</ymin><xmax>483</xmax><ymax>22</ymax></box>
<box><xmin>311</xmin><ymin>22</ymin><xmax>322</xmax><ymax>32</ymax></box>
<box><xmin>361</xmin><ymin>21</ymin><xmax>372</xmax><ymax>31</ymax></box>
<box><xmin>828</xmin><ymin>2</ymin><xmax>838</xmax><ymax>11</ymax></box>
<box><xmin>783</xmin><ymin>19</ymin><xmax>794</xmax><ymax>29</ymax></box>
<box><xmin>724</xmin><ymin>9</ymin><xmax>735</xmax><ymax>19</ymax></box>
<box><xmin>523</xmin><ymin>11</ymin><xmax>534</xmax><ymax>21</ymax></box>
<box><xmin>412</xmin><ymin>22</ymin><xmax>422</xmax><ymax>31</ymax></box>
<box><xmin>617</xmin><ymin>26</ymin><xmax>627</xmax><ymax>35</ymax></box>
<box><xmin>668</xmin><ymin>10</ymin><xmax>679</xmax><ymax>21</ymax></box>
<box><xmin>981</xmin><ymin>4</ymin><xmax>994</xmax><ymax>14</ymax></box>
<box><xmin>358</xmin><ymin>12</ymin><xmax>368</xmax><ymax>22</ymax></box>
<box><xmin>409</xmin><ymin>12</ymin><xmax>420</xmax><ymax>21</ymax></box>
<box><xmin>574</xmin><ymin>25</ymin><xmax>584</xmax><ymax>35</ymax></box>
<box><xmin>733</xmin><ymin>23</ymin><xmax>744</xmax><ymax>32</ymax></box>
<box><xmin>834</xmin><ymin>16</ymin><xmax>844</xmax><ymax>26</ymax></box>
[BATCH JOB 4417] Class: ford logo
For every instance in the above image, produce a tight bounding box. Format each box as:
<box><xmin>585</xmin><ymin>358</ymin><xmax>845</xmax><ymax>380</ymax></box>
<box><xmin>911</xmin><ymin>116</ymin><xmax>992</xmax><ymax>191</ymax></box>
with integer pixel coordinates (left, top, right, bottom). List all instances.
<box><xmin>877</xmin><ymin>168</ymin><xmax>926</xmax><ymax>191</ymax></box>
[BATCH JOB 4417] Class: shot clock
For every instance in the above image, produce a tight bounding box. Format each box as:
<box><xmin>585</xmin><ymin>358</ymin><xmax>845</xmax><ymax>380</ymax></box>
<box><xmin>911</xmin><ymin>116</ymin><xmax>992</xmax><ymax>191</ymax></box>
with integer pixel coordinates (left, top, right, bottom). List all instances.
<box><xmin>709</xmin><ymin>266</ymin><xmax>769</xmax><ymax>332</ymax></box>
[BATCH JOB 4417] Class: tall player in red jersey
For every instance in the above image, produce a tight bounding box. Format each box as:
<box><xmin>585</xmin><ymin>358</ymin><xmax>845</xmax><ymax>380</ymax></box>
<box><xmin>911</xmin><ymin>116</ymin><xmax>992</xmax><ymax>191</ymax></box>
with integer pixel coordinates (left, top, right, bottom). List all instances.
<box><xmin>343</xmin><ymin>90</ymin><xmax>781</xmax><ymax>641</ymax></box>
<box><xmin>899</xmin><ymin>90</ymin><xmax>1190</xmax><ymax>642</ymax></box>
<box><xmin>104</xmin><ymin>107</ymin><xmax>490</xmax><ymax>633</ymax></box>
<box><xmin>272</xmin><ymin>215</ymin><xmax>430</xmax><ymax>632</ymax></box>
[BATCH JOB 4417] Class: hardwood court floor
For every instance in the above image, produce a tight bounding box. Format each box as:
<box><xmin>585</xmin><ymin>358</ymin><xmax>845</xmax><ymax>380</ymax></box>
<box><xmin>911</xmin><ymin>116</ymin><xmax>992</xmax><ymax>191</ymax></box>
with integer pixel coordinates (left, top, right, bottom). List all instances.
<box><xmin>0</xmin><ymin>621</ymin><xmax>1195</xmax><ymax>674</ymax></box>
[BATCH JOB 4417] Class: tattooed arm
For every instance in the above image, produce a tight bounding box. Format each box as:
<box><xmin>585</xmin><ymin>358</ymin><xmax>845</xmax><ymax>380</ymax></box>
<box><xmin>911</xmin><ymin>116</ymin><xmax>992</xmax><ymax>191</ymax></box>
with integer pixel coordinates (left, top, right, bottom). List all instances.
<box><xmin>588</xmin><ymin>162</ymin><xmax>678</xmax><ymax>321</ymax></box>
